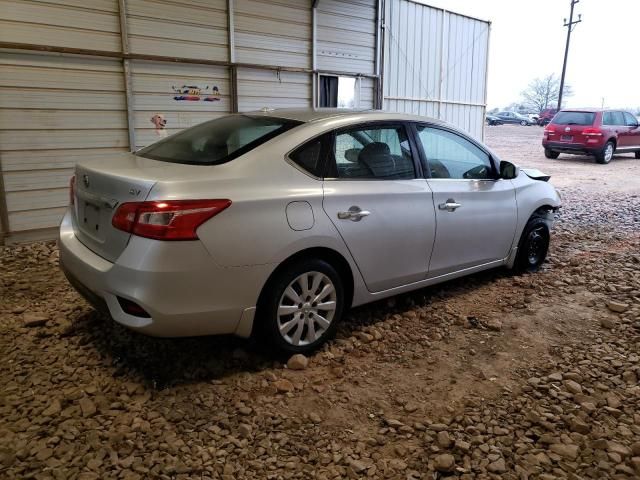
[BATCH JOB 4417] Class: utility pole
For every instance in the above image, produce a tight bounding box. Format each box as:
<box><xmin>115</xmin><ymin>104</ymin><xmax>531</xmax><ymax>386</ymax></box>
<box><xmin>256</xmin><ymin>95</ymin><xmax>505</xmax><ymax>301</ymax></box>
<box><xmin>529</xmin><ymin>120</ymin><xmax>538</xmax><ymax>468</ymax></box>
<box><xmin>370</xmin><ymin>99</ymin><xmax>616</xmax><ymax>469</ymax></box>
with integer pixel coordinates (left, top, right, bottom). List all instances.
<box><xmin>558</xmin><ymin>0</ymin><xmax>582</xmax><ymax>110</ymax></box>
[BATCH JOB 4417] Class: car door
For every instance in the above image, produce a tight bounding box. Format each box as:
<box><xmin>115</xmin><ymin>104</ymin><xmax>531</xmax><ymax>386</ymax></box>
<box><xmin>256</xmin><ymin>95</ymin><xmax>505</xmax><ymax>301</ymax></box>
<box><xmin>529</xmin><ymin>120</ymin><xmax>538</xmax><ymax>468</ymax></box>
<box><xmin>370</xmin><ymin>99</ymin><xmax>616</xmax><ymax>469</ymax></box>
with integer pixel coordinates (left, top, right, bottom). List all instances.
<box><xmin>414</xmin><ymin>124</ymin><xmax>517</xmax><ymax>278</ymax></box>
<box><xmin>621</xmin><ymin>112</ymin><xmax>640</xmax><ymax>148</ymax></box>
<box><xmin>322</xmin><ymin>123</ymin><xmax>436</xmax><ymax>292</ymax></box>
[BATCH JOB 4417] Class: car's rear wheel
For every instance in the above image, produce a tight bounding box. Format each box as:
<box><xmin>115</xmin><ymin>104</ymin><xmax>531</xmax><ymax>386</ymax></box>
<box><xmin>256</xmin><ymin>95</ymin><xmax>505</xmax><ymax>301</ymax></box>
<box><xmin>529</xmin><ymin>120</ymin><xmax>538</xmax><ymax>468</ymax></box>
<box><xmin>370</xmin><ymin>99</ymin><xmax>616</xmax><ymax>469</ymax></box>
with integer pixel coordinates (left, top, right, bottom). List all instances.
<box><xmin>514</xmin><ymin>217</ymin><xmax>550</xmax><ymax>273</ymax></box>
<box><xmin>544</xmin><ymin>148</ymin><xmax>560</xmax><ymax>159</ymax></box>
<box><xmin>259</xmin><ymin>259</ymin><xmax>344</xmax><ymax>354</ymax></box>
<box><xmin>595</xmin><ymin>141</ymin><xmax>615</xmax><ymax>164</ymax></box>
<box><xmin>520</xmin><ymin>120</ymin><xmax>528</xmax><ymax>126</ymax></box>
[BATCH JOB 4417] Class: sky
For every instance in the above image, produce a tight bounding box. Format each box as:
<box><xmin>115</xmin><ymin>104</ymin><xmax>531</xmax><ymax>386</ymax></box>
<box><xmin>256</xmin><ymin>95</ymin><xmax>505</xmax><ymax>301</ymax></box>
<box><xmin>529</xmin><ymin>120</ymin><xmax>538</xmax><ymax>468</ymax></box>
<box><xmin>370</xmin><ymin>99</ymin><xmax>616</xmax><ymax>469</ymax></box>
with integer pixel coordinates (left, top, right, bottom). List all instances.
<box><xmin>420</xmin><ymin>0</ymin><xmax>640</xmax><ymax>110</ymax></box>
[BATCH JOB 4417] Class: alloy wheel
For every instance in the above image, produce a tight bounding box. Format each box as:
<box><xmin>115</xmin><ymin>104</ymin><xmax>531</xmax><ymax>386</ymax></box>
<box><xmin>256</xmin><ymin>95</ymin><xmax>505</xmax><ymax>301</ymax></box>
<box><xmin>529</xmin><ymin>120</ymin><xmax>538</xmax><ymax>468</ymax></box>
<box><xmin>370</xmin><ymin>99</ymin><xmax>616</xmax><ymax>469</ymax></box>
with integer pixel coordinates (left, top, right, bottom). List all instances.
<box><xmin>277</xmin><ymin>271</ymin><xmax>337</xmax><ymax>346</ymax></box>
<box><xmin>604</xmin><ymin>143</ymin><xmax>614</xmax><ymax>163</ymax></box>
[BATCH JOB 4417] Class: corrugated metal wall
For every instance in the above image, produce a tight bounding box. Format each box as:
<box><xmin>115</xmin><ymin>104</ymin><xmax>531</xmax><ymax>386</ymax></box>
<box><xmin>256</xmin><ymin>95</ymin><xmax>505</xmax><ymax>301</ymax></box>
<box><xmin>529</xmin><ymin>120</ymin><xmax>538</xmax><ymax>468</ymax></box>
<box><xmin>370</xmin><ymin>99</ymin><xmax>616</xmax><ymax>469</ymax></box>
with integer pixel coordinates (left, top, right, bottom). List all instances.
<box><xmin>0</xmin><ymin>52</ymin><xmax>128</xmax><ymax>237</ymax></box>
<box><xmin>131</xmin><ymin>61</ymin><xmax>230</xmax><ymax>148</ymax></box>
<box><xmin>0</xmin><ymin>0</ymin><xmax>490</xmax><ymax>242</ymax></box>
<box><xmin>383</xmin><ymin>0</ymin><xmax>490</xmax><ymax>140</ymax></box>
<box><xmin>316</xmin><ymin>0</ymin><xmax>377</xmax><ymax>75</ymax></box>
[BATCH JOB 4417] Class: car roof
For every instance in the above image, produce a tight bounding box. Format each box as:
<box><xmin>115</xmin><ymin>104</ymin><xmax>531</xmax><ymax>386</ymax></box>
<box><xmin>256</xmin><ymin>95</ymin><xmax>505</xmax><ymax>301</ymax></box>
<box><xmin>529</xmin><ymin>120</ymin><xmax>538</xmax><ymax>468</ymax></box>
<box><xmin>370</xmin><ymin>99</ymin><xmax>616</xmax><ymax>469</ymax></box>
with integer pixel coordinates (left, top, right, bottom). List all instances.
<box><xmin>246</xmin><ymin>108</ymin><xmax>450</xmax><ymax>126</ymax></box>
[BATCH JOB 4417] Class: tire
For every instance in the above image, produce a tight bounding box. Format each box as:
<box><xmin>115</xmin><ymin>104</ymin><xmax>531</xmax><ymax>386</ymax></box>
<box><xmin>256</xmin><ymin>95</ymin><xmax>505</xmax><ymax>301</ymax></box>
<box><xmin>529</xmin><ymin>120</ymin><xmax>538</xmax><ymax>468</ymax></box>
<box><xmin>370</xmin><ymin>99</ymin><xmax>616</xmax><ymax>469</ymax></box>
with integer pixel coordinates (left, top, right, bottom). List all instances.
<box><xmin>595</xmin><ymin>141</ymin><xmax>615</xmax><ymax>164</ymax></box>
<box><xmin>513</xmin><ymin>217</ymin><xmax>550</xmax><ymax>273</ymax></box>
<box><xmin>635</xmin><ymin>151</ymin><xmax>640</xmax><ymax>159</ymax></box>
<box><xmin>544</xmin><ymin>148</ymin><xmax>560</xmax><ymax>159</ymax></box>
<box><xmin>520</xmin><ymin>120</ymin><xmax>528</xmax><ymax>126</ymax></box>
<box><xmin>258</xmin><ymin>258</ymin><xmax>344</xmax><ymax>354</ymax></box>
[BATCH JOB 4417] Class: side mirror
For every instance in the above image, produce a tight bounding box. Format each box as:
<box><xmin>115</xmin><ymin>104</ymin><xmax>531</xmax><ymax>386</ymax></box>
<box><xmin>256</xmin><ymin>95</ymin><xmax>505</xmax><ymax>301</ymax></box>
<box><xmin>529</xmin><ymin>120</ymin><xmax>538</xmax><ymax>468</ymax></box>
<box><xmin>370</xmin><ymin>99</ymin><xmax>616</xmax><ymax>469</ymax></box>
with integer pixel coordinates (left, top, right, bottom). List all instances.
<box><xmin>500</xmin><ymin>160</ymin><xmax>519</xmax><ymax>180</ymax></box>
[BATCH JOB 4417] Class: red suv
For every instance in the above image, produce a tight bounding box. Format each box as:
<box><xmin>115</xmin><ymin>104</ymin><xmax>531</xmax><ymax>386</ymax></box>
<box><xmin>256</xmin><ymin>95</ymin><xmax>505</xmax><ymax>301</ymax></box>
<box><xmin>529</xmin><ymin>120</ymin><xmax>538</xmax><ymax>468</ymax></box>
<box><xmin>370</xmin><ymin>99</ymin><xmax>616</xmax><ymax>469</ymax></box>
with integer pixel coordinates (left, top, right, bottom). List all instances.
<box><xmin>537</xmin><ymin>108</ymin><xmax>558</xmax><ymax>126</ymax></box>
<box><xmin>542</xmin><ymin>109</ymin><xmax>640</xmax><ymax>164</ymax></box>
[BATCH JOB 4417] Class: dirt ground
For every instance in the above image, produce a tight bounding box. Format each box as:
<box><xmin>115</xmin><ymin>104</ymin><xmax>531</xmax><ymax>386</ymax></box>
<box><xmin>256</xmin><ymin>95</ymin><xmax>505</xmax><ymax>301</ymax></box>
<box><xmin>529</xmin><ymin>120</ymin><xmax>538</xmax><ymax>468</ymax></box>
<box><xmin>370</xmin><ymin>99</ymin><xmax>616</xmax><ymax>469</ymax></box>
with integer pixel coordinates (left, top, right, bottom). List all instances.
<box><xmin>1</xmin><ymin>125</ymin><xmax>639</xmax><ymax>479</ymax></box>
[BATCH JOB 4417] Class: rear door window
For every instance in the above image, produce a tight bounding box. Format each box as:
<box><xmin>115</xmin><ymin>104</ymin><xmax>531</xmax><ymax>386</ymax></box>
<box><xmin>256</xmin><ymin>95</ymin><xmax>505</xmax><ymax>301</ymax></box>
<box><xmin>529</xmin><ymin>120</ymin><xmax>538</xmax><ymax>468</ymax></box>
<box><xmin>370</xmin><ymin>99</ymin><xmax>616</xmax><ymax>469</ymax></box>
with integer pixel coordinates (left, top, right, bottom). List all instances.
<box><xmin>137</xmin><ymin>115</ymin><xmax>301</xmax><ymax>165</ymax></box>
<box><xmin>328</xmin><ymin>125</ymin><xmax>416</xmax><ymax>180</ymax></box>
<box><xmin>553</xmin><ymin>111</ymin><xmax>595</xmax><ymax>125</ymax></box>
<box><xmin>623</xmin><ymin>112</ymin><xmax>639</xmax><ymax>126</ymax></box>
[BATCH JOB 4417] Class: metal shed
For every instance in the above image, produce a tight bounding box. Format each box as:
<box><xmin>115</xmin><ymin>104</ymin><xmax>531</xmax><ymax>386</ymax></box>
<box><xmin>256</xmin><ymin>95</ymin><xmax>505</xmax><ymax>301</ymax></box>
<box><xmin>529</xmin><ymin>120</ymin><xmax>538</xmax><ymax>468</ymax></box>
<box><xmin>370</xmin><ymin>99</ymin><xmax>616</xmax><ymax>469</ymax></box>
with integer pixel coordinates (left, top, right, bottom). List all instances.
<box><xmin>0</xmin><ymin>0</ymin><xmax>489</xmax><ymax>243</ymax></box>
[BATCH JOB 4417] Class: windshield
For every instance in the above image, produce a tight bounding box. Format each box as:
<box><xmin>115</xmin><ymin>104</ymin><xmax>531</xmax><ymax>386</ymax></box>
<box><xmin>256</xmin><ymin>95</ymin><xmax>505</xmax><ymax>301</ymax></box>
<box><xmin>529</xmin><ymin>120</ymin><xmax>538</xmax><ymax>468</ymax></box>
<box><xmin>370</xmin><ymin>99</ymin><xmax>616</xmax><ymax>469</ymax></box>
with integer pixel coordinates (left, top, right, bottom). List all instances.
<box><xmin>137</xmin><ymin>115</ymin><xmax>302</xmax><ymax>165</ymax></box>
<box><xmin>552</xmin><ymin>111</ymin><xmax>595</xmax><ymax>126</ymax></box>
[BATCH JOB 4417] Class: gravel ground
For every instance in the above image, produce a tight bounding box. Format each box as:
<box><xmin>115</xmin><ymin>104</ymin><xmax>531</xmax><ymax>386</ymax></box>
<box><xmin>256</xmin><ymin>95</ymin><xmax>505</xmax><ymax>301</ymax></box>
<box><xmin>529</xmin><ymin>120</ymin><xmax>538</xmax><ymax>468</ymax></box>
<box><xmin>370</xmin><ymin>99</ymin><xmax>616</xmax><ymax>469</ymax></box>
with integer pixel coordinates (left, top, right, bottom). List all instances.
<box><xmin>1</xmin><ymin>125</ymin><xmax>639</xmax><ymax>479</ymax></box>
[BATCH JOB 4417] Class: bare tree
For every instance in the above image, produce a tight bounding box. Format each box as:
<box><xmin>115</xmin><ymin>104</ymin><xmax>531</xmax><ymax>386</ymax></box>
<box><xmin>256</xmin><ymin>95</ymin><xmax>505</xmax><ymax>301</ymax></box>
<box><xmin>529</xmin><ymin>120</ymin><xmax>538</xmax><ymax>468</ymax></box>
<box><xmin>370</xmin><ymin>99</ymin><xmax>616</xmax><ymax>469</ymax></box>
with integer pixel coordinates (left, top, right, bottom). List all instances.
<box><xmin>521</xmin><ymin>74</ymin><xmax>573</xmax><ymax>113</ymax></box>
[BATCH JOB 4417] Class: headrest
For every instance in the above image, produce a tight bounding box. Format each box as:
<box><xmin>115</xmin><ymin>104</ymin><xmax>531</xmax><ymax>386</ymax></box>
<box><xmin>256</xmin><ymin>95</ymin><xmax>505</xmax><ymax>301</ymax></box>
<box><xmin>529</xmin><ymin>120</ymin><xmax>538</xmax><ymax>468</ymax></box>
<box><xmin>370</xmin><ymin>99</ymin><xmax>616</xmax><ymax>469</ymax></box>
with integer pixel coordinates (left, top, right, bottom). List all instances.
<box><xmin>359</xmin><ymin>142</ymin><xmax>391</xmax><ymax>159</ymax></box>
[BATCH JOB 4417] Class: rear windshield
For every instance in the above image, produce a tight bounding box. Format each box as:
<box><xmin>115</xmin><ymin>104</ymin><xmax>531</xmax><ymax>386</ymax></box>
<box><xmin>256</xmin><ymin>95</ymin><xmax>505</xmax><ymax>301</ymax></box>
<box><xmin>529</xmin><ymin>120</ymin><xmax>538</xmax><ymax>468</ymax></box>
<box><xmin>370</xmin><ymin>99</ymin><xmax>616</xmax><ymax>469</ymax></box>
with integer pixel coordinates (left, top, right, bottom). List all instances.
<box><xmin>552</xmin><ymin>111</ymin><xmax>595</xmax><ymax>126</ymax></box>
<box><xmin>137</xmin><ymin>115</ymin><xmax>302</xmax><ymax>165</ymax></box>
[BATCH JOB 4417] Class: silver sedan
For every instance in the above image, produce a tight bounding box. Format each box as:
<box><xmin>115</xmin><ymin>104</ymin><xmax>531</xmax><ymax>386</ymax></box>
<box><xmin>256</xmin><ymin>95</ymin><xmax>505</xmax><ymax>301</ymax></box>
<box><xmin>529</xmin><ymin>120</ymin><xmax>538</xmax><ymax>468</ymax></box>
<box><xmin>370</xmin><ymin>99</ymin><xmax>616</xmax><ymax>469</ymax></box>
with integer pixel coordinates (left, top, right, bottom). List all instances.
<box><xmin>59</xmin><ymin>110</ymin><xmax>561</xmax><ymax>353</ymax></box>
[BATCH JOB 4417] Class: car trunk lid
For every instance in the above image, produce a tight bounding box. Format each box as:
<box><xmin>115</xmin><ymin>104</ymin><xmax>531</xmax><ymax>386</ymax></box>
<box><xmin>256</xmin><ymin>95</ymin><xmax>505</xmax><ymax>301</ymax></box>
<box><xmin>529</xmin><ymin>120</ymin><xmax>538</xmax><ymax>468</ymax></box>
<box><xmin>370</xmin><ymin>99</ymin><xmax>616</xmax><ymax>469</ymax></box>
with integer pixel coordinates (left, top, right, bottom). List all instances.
<box><xmin>72</xmin><ymin>154</ymin><xmax>158</xmax><ymax>262</ymax></box>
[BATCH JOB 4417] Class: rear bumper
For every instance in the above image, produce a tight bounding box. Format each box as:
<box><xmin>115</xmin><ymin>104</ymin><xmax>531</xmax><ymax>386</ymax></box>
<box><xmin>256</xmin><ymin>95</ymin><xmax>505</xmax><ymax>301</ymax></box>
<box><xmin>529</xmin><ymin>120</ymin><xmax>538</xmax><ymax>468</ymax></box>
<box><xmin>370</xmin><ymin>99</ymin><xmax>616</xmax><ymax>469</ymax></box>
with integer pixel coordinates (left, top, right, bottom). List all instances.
<box><xmin>542</xmin><ymin>141</ymin><xmax>602</xmax><ymax>155</ymax></box>
<box><xmin>58</xmin><ymin>210</ymin><xmax>272</xmax><ymax>337</ymax></box>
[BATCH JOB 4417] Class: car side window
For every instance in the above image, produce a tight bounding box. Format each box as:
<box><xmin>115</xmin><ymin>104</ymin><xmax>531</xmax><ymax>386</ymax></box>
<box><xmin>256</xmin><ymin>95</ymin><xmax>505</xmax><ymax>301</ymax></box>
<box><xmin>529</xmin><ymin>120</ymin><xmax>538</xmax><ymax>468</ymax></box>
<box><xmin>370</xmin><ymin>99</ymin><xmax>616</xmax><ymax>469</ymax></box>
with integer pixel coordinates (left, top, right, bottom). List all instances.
<box><xmin>290</xmin><ymin>137</ymin><xmax>325</xmax><ymax>177</ymax></box>
<box><xmin>612</xmin><ymin>112</ymin><xmax>626</xmax><ymax>126</ymax></box>
<box><xmin>623</xmin><ymin>112</ymin><xmax>638</xmax><ymax>126</ymax></box>
<box><xmin>330</xmin><ymin>126</ymin><xmax>416</xmax><ymax>180</ymax></box>
<box><xmin>416</xmin><ymin>125</ymin><xmax>494</xmax><ymax>180</ymax></box>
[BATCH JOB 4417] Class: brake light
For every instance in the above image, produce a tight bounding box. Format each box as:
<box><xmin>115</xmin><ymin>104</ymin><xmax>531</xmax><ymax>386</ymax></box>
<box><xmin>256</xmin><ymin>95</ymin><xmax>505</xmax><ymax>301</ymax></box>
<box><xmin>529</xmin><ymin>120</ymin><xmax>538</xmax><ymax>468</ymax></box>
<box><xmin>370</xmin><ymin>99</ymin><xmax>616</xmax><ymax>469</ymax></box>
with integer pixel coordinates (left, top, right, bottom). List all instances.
<box><xmin>582</xmin><ymin>128</ymin><xmax>602</xmax><ymax>136</ymax></box>
<box><xmin>69</xmin><ymin>175</ymin><xmax>76</xmax><ymax>205</ymax></box>
<box><xmin>112</xmin><ymin>199</ymin><xmax>231</xmax><ymax>240</ymax></box>
<box><xmin>544</xmin><ymin>127</ymin><xmax>555</xmax><ymax>134</ymax></box>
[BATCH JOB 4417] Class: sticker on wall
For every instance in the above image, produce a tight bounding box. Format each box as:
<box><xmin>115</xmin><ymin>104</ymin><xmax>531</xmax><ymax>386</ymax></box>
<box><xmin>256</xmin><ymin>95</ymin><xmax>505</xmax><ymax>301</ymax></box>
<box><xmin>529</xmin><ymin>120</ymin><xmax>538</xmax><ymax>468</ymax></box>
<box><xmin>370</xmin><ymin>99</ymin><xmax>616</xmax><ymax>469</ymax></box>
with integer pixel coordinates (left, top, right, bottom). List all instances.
<box><xmin>151</xmin><ymin>113</ymin><xmax>168</xmax><ymax>138</ymax></box>
<box><xmin>172</xmin><ymin>85</ymin><xmax>221</xmax><ymax>102</ymax></box>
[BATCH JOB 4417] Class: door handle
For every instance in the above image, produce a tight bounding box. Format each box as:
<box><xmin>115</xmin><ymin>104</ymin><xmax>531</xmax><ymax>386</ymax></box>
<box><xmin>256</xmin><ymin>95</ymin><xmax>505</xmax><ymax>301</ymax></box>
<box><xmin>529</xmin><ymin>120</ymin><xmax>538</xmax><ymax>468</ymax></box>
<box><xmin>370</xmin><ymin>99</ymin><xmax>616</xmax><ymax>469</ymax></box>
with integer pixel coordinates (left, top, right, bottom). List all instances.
<box><xmin>438</xmin><ymin>200</ymin><xmax>462</xmax><ymax>212</ymax></box>
<box><xmin>337</xmin><ymin>206</ymin><xmax>371</xmax><ymax>221</ymax></box>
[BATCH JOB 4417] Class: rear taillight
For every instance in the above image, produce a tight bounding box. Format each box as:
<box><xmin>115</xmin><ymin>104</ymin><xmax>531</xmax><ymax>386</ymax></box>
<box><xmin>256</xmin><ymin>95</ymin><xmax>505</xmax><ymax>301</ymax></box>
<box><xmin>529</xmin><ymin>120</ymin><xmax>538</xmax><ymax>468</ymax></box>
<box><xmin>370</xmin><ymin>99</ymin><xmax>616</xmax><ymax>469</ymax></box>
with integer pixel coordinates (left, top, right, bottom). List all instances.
<box><xmin>69</xmin><ymin>175</ymin><xmax>76</xmax><ymax>206</ymax></box>
<box><xmin>582</xmin><ymin>128</ymin><xmax>603</xmax><ymax>136</ymax></box>
<box><xmin>112</xmin><ymin>199</ymin><xmax>231</xmax><ymax>240</ymax></box>
<box><xmin>544</xmin><ymin>126</ymin><xmax>555</xmax><ymax>134</ymax></box>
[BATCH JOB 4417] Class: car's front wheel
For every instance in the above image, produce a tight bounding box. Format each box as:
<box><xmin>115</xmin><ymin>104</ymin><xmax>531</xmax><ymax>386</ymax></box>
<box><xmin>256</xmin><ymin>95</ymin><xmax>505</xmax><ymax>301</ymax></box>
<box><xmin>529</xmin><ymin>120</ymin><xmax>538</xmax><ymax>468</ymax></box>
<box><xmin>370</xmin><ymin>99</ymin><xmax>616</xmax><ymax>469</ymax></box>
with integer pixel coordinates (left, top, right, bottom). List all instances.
<box><xmin>544</xmin><ymin>148</ymin><xmax>560</xmax><ymax>159</ymax></box>
<box><xmin>259</xmin><ymin>259</ymin><xmax>344</xmax><ymax>354</ymax></box>
<box><xmin>595</xmin><ymin>141</ymin><xmax>615</xmax><ymax>164</ymax></box>
<box><xmin>520</xmin><ymin>120</ymin><xmax>528</xmax><ymax>126</ymax></box>
<box><xmin>514</xmin><ymin>217</ymin><xmax>550</xmax><ymax>273</ymax></box>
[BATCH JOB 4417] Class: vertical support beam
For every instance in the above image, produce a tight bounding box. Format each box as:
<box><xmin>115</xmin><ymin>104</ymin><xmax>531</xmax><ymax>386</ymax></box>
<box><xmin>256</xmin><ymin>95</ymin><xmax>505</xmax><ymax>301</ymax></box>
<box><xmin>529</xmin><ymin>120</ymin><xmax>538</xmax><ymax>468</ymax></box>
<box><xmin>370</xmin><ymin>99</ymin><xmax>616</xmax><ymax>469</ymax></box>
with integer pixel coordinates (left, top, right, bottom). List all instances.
<box><xmin>227</xmin><ymin>0</ymin><xmax>238</xmax><ymax>112</ymax></box>
<box><xmin>229</xmin><ymin>65</ymin><xmax>239</xmax><ymax>113</ymax></box>
<box><xmin>117</xmin><ymin>0</ymin><xmax>136</xmax><ymax>151</ymax></box>
<box><xmin>311</xmin><ymin>3</ymin><xmax>317</xmax><ymax>108</ymax></box>
<box><xmin>374</xmin><ymin>0</ymin><xmax>383</xmax><ymax>109</ymax></box>
<box><xmin>374</xmin><ymin>0</ymin><xmax>387</xmax><ymax>109</ymax></box>
<box><xmin>437</xmin><ymin>9</ymin><xmax>448</xmax><ymax>120</ymax></box>
<box><xmin>481</xmin><ymin>22</ymin><xmax>491</xmax><ymax>141</ymax></box>
<box><xmin>0</xmin><ymin>153</ymin><xmax>9</xmax><ymax>245</ymax></box>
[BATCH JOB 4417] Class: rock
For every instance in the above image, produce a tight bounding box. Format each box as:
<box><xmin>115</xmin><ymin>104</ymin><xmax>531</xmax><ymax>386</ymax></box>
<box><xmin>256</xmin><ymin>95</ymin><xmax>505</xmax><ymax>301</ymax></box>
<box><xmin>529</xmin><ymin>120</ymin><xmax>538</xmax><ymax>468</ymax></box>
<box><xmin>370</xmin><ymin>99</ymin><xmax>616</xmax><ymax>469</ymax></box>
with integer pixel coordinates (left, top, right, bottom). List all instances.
<box><xmin>455</xmin><ymin>440</ymin><xmax>471</xmax><ymax>452</ymax></box>
<box><xmin>548</xmin><ymin>372</ymin><xmax>563</xmax><ymax>382</ymax></box>
<box><xmin>568</xmin><ymin>417</ymin><xmax>590</xmax><ymax>434</ymax></box>
<box><xmin>309</xmin><ymin>412</ymin><xmax>322</xmax><ymax>424</ymax></box>
<box><xmin>238</xmin><ymin>423</ymin><xmax>252</xmax><ymax>438</ymax></box>
<box><xmin>564</xmin><ymin>380</ymin><xmax>583</xmax><ymax>394</ymax></box>
<box><xmin>274</xmin><ymin>379</ymin><xmax>294</xmax><ymax>393</ymax></box>
<box><xmin>600</xmin><ymin>317</ymin><xmax>617</xmax><ymax>329</ymax></box>
<box><xmin>23</xmin><ymin>313</ymin><xmax>49</xmax><ymax>327</ymax></box>
<box><xmin>607</xmin><ymin>301</ymin><xmax>628</xmax><ymax>313</ymax></box>
<box><xmin>433</xmin><ymin>454</ymin><xmax>455</xmax><ymax>472</ymax></box>
<box><xmin>488</xmin><ymin>458</ymin><xmax>507</xmax><ymax>473</ymax></box>
<box><xmin>485</xmin><ymin>318</ymin><xmax>502</xmax><ymax>331</ymax></box>
<box><xmin>79</xmin><ymin>397</ymin><xmax>96</xmax><ymax>418</ymax></box>
<box><xmin>631</xmin><ymin>442</ymin><xmax>640</xmax><ymax>456</ymax></box>
<box><xmin>608</xmin><ymin>442</ymin><xmax>632</xmax><ymax>458</ymax></box>
<box><xmin>436</xmin><ymin>431</ymin><xmax>452</xmax><ymax>449</ymax></box>
<box><xmin>42</xmin><ymin>400</ymin><xmax>61</xmax><ymax>416</ymax></box>
<box><xmin>550</xmin><ymin>444</ymin><xmax>579</xmax><ymax>460</ymax></box>
<box><xmin>355</xmin><ymin>331</ymin><xmax>374</xmax><ymax>343</ymax></box>
<box><xmin>286</xmin><ymin>354</ymin><xmax>308</xmax><ymax>370</ymax></box>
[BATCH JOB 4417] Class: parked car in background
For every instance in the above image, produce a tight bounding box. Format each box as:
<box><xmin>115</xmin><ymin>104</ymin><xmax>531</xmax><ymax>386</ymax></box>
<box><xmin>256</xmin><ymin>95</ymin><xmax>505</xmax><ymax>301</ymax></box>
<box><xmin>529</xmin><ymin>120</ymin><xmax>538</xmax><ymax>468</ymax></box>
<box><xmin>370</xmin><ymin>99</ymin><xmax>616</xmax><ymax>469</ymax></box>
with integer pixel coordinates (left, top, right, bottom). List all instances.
<box><xmin>59</xmin><ymin>109</ymin><xmax>561</xmax><ymax>353</ymax></box>
<box><xmin>528</xmin><ymin>113</ymin><xmax>540</xmax><ymax>123</ymax></box>
<box><xmin>494</xmin><ymin>111</ymin><xmax>535</xmax><ymax>126</ymax></box>
<box><xmin>537</xmin><ymin>108</ymin><xmax>558</xmax><ymax>126</ymax></box>
<box><xmin>542</xmin><ymin>109</ymin><xmax>640</xmax><ymax>164</ymax></box>
<box><xmin>486</xmin><ymin>114</ymin><xmax>504</xmax><ymax>126</ymax></box>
